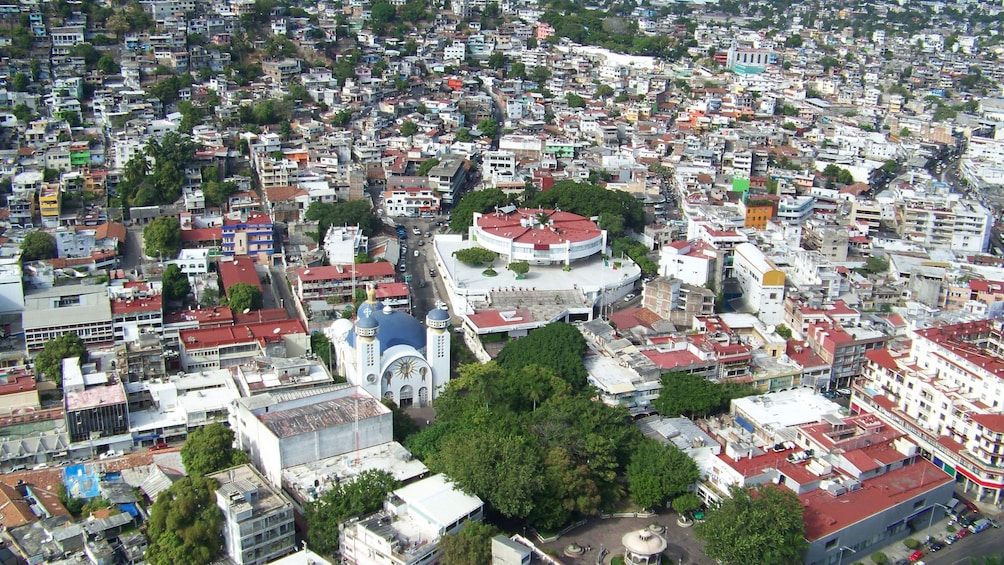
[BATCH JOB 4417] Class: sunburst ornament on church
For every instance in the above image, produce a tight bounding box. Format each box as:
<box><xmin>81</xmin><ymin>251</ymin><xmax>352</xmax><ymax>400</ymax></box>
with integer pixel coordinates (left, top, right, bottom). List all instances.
<box><xmin>394</xmin><ymin>358</ymin><xmax>417</xmax><ymax>379</ymax></box>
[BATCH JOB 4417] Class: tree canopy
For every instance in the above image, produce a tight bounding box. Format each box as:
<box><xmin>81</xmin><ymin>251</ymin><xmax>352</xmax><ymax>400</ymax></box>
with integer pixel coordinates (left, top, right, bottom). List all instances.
<box><xmin>143</xmin><ymin>216</ymin><xmax>182</xmax><ymax>259</ymax></box>
<box><xmin>626</xmin><ymin>438</ymin><xmax>699</xmax><ymax>509</ymax></box>
<box><xmin>406</xmin><ymin>324</ymin><xmax>642</xmax><ymax>530</ymax></box>
<box><xmin>21</xmin><ymin>231</ymin><xmax>57</xmax><ymax>262</ymax></box>
<box><xmin>653</xmin><ymin>372</ymin><xmax>756</xmax><ymax>419</ymax></box>
<box><xmin>225</xmin><ymin>283</ymin><xmax>263</xmax><ymax>313</ymax></box>
<box><xmin>145</xmin><ymin>476</ymin><xmax>225</xmax><ymax>565</ymax></box>
<box><xmin>527</xmin><ymin>181</ymin><xmax>644</xmax><ymax>237</ymax></box>
<box><xmin>34</xmin><ymin>333</ymin><xmax>88</xmax><ymax>386</ymax></box>
<box><xmin>179</xmin><ymin>422</ymin><xmax>250</xmax><ymax>477</ymax></box>
<box><xmin>695</xmin><ymin>484</ymin><xmax>807</xmax><ymax>565</ymax></box>
<box><xmin>453</xmin><ymin>248</ymin><xmax>497</xmax><ymax>266</ymax></box>
<box><xmin>495</xmin><ymin>323</ymin><xmax>589</xmax><ymax>389</ymax></box>
<box><xmin>162</xmin><ymin>264</ymin><xmax>191</xmax><ymax>304</ymax></box>
<box><xmin>304</xmin><ymin>200</ymin><xmax>383</xmax><ymax>243</ymax></box>
<box><xmin>306</xmin><ymin>470</ymin><xmax>397</xmax><ymax>557</ymax></box>
<box><xmin>449</xmin><ymin>188</ymin><xmax>509</xmax><ymax>233</ymax></box>
<box><xmin>438</xmin><ymin>521</ymin><xmax>500</xmax><ymax>565</ymax></box>
<box><xmin>121</xmin><ymin>131</ymin><xmax>198</xmax><ymax>207</ymax></box>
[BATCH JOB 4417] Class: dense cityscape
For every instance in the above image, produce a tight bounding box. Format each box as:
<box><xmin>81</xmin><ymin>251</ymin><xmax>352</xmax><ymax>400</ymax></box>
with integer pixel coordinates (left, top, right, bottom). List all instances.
<box><xmin>1</xmin><ymin>0</ymin><xmax>1004</xmax><ymax>563</ymax></box>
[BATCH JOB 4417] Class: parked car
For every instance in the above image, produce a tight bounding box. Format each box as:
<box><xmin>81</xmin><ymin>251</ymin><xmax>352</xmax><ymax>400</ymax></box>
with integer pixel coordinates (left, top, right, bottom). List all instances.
<box><xmin>624</xmin><ymin>293</ymin><xmax>636</xmax><ymax>302</ymax></box>
<box><xmin>928</xmin><ymin>541</ymin><xmax>944</xmax><ymax>552</ymax></box>
<box><xmin>429</xmin><ymin>269</ymin><xmax>436</xmax><ymax>277</ymax></box>
<box><xmin>149</xmin><ymin>441</ymin><xmax>168</xmax><ymax>452</ymax></box>
<box><xmin>954</xmin><ymin>527</ymin><xmax>970</xmax><ymax>540</ymax></box>
<box><xmin>970</xmin><ymin>518</ymin><xmax>993</xmax><ymax>533</ymax></box>
<box><xmin>412</xmin><ymin>226</ymin><xmax>421</xmax><ymax>235</ymax></box>
<box><xmin>908</xmin><ymin>550</ymin><xmax>924</xmax><ymax>562</ymax></box>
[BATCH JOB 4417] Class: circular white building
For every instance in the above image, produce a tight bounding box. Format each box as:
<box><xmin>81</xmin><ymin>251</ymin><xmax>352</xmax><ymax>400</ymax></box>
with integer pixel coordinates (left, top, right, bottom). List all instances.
<box><xmin>470</xmin><ymin>207</ymin><xmax>607</xmax><ymax>266</ymax></box>
<box><xmin>622</xmin><ymin>529</ymin><xmax>667</xmax><ymax>565</ymax></box>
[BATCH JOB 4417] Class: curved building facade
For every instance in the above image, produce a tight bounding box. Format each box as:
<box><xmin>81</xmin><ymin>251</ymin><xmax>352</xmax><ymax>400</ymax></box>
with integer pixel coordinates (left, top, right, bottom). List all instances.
<box><xmin>470</xmin><ymin>207</ymin><xmax>607</xmax><ymax>266</ymax></box>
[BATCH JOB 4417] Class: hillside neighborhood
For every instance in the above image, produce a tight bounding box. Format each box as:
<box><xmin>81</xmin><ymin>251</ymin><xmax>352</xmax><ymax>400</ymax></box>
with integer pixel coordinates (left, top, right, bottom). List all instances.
<box><xmin>3</xmin><ymin>0</ymin><xmax>1004</xmax><ymax>563</ymax></box>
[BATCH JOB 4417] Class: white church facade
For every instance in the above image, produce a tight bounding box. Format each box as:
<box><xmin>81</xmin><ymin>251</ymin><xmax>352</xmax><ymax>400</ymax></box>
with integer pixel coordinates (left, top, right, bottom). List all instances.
<box><xmin>327</xmin><ymin>287</ymin><xmax>451</xmax><ymax>407</ymax></box>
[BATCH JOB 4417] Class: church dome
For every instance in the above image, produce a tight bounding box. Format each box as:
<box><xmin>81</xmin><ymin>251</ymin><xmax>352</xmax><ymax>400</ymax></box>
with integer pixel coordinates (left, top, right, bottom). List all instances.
<box><xmin>427</xmin><ymin>308</ymin><xmax>450</xmax><ymax>322</ymax></box>
<box><xmin>330</xmin><ymin>318</ymin><xmax>355</xmax><ymax>340</ymax></box>
<box><xmin>348</xmin><ymin>308</ymin><xmax>426</xmax><ymax>353</ymax></box>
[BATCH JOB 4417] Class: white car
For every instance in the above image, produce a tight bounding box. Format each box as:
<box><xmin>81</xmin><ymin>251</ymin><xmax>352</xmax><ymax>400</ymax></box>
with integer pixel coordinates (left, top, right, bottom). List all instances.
<box><xmin>624</xmin><ymin>293</ymin><xmax>637</xmax><ymax>302</ymax></box>
<box><xmin>414</xmin><ymin>250</ymin><xmax>420</xmax><ymax>257</ymax></box>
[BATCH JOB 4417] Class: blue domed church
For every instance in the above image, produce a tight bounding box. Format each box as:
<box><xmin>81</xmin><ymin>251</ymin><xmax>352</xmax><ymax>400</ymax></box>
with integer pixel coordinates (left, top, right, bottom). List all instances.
<box><xmin>327</xmin><ymin>285</ymin><xmax>451</xmax><ymax>407</ymax></box>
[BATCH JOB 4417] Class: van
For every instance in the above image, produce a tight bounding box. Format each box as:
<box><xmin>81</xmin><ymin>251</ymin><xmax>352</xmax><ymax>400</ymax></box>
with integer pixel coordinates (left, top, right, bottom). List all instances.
<box><xmin>970</xmin><ymin>518</ymin><xmax>992</xmax><ymax>533</ymax></box>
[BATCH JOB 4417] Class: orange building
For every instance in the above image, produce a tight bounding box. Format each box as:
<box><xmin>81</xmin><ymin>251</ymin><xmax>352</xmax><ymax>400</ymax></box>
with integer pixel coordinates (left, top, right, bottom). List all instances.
<box><xmin>742</xmin><ymin>197</ymin><xmax>777</xmax><ymax>230</ymax></box>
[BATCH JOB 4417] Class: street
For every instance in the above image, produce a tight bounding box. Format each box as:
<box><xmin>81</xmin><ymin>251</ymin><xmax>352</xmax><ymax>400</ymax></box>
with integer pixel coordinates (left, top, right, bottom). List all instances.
<box><xmin>920</xmin><ymin>530</ymin><xmax>1004</xmax><ymax>565</ymax></box>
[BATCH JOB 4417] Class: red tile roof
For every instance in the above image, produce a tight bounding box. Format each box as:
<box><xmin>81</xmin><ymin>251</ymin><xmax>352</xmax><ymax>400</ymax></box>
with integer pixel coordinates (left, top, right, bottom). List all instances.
<box><xmin>164</xmin><ymin>307</ymin><xmax>235</xmax><ymax>327</ymax></box>
<box><xmin>801</xmin><ymin>460</ymin><xmax>953</xmax><ymax>540</ymax></box>
<box><xmin>180</xmin><ymin>227</ymin><xmax>223</xmax><ymax>243</ymax></box>
<box><xmin>375</xmin><ymin>282</ymin><xmax>409</xmax><ymax>299</ymax></box>
<box><xmin>178</xmin><ymin>319</ymin><xmax>307</xmax><ymax>350</ymax></box>
<box><xmin>971</xmin><ymin>413</ymin><xmax>1004</xmax><ymax>434</ymax></box>
<box><xmin>296</xmin><ymin>263</ymin><xmax>396</xmax><ymax>282</ymax></box>
<box><xmin>474</xmin><ymin>208</ymin><xmax>603</xmax><ymax>246</ymax></box>
<box><xmin>219</xmin><ymin>257</ymin><xmax>262</xmax><ymax>292</ymax></box>
<box><xmin>0</xmin><ymin>370</ymin><xmax>36</xmax><ymax>396</ymax></box>
<box><xmin>466</xmin><ymin>307</ymin><xmax>536</xmax><ymax>330</ymax></box>
<box><xmin>111</xmin><ymin>295</ymin><xmax>163</xmax><ymax>315</ymax></box>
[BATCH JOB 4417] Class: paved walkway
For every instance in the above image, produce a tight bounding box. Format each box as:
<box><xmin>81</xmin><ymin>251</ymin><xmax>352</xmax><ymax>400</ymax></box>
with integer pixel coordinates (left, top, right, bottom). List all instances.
<box><xmin>537</xmin><ymin>515</ymin><xmax>716</xmax><ymax>565</ymax></box>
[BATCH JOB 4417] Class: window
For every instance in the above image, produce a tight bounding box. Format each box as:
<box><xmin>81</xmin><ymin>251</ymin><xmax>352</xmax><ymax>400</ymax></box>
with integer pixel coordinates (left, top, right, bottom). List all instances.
<box><xmin>825</xmin><ymin>539</ymin><xmax>838</xmax><ymax>550</ymax></box>
<box><xmin>913</xmin><ymin>499</ymin><xmax>925</xmax><ymax>509</ymax></box>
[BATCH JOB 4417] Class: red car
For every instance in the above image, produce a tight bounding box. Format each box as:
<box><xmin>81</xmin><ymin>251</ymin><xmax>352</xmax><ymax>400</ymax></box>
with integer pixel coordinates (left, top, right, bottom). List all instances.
<box><xmin>909</xmin><ymin>550</ymin><xmax>924</xmax><ymax>562</ymax></box>
<box><xmin>955</xmin><ymin>527</ymin><xmax>970</xmax><ymax>540</ymax></box>
<box><xmin>149</xmin><ymin>441</ymin><xmax>168</xmax><ymax>451</ymax></box>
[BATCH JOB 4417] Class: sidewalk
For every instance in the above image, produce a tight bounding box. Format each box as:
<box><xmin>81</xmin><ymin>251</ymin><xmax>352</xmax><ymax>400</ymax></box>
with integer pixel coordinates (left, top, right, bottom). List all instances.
<box><xmin>861</xmin><ymin>489</ymin><xmax>994</xmax><ymax>564</ymax></box>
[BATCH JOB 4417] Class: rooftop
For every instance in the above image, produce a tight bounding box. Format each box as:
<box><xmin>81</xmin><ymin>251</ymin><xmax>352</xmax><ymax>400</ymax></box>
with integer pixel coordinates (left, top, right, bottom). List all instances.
<box><xmin>209</xmin><ymin>464</ymin><xmax>292</xmax><ymax>519</ymax></box>
<box><xmin>473</xmin><ymin>207</ymin><xmax>604</xmax><ymax>246</ymax></box>
<box><xmin>731</xmin><ymin>388</ymin><xmax>842</xmax><ymax>433</ymax></box>
<box><xmin>258</xmin><ymin>393</ymin><xmax>389</xmax><ymax>439</ymax></box>
<box><xmin>65</xmin><ymin>381</ymin><xmax>127</xmax><ymax>412</ymax></box>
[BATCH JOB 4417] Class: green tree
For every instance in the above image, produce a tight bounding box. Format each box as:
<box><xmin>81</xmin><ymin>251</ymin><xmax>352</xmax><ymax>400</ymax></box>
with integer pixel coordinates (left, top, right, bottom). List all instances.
<box><xmin>455</xmin><ymin>128</ymin><xmax>473</xmax><ymax>142</ymax></box>
<box><xmin>400</xmin><ymin>121</ymin><xmax>418</xmax><ymax>136</ymax></box>
<box><xmin>507</xmin><ymin>260</ymin><xmax>529</xmax><ymax>277</ymax></box>
<box><xmin>97</xmin><ymin>55</ymin><xmax>119</xmax><ymax>74</ymax></box>
<box><xmin>595</xmin><ymin>84</ymin><xmax>615</xmax><ymax>98</ymax></box>
<box><xmin>566</xmin><ymin>93</ymin><xmax>586</xmax><ymax>108</ymax></box>
<box><xmin>453</xmin><ymin>248</ymin><xmax>497</xmax><ymax>266</ymax></box>
<box><xmin>863</xmin><ymin>255</ymin><xmax>890</xmax><ymax>275</ymax></box>
<box><xmin>881</xmin><ymin>160</ymin><xmax>899</xmax><ymax>174</ymax></box>
<box><xmin>203</xmin><ymin>180</ymin><xmax>238</xmax><ymax>207</ymax></box>
<box><xmin>527</xmin><ymin>181</ymin><xmax>645</xmax><ymax>237</ymax></box>
<box><xmin>162</xmin><ymin>264</ymin><xmax>191</xmax><ymax>303</ymax></box>
<box><xmin>34</xmin><ymin>333</ymin><xmax>88</xmax><ymax>386</ymax></box>
<box><xmin>496</xmin><ymin>323</ymin><xmax>588</xmax><ymax>389</ymax></box>
<box><xmin>417</xmin><ymin>158</ymin><xmax>440</xmax><ymax>176</ymax></box>
<box><xmin>304</xmin><ymin>200</ymin><xmax>383</xmax><ymax>242</ymax></box>
<box><xmin>488</xmin><ymin>52</ymin><xmax>506</xmax><ymax>69</ymax></box>
<box><xmin>784</xmin><ymin>34</ymin><xmax>803</xmax><ymax>48</ymax></box>
<box><xmin>11</xmin><ymin>72</ymin><xmax>29</xmax><ymax>92</ymax></box>
<box><xmin>306</xmin><ymin>470</ymin><xmax>397</xmax><ymax>557</ymax></box>
<box><xmin>626</xmin><ymin>438</ymin><xmax>699</xmax><ymax>509</ymax></box>
<box><xmin>438</xmin><ymin>521</ymin><xmax>500</xmax><ymax>565</ymax></box>
<box><xmin>58</xmin><ymin>484</ymin><xmax>85</xmax><ymax>516</ymax></box>
<box><xmin>179</xmin><ymin>423</ymin><xmax>250</xmax><ymax>477</ymax></box>
<box><xmin>20</xmin><ymin>231</ymin><xmax>57</xmax><ymax>262</ymax></box>
<box><xmin>672</xmin><ymin>493</ymin><xmax>703</xmax><ymax>517</ymax></box>
<box><xmin>143</xmin><ymin>216</ymin><xmax>182</xmax><ymax>259</ymax></box>
<box><xmin>431</xmin><ymin>427</ymin><xmax>541</xmax><ymax>519</ymax></box>
<box><xmin>145</xmin><ymin>476</ymin><xmax>225</xmax><ymax>565</ymax></box>
<box><xmin>449</xmin><ymin>188</ymin><xmax>508</xmax><ymax>232</ymax></box>
<box><xmin>226</xmin><ymin>283</ymin><xmax>263</xmax><ymax>313</ymax></box>
<box><xmin>695</xmin><ymin>484</ymin><xmax>807</xmax><ymax>565</ymax></box>
<box><xmin>654</xmin><ymin>371</ymin><xmax>755</xmax><ymax>418</ymax></box>
<box><xmin>383</xmin><ymin>400</ymin><xmax>420</xmax><ymax>444</ymax></box>
<box><xmin>476</xmin><ymin>118</ymin><xmax>498</xmax><ymax>138</ymax></box>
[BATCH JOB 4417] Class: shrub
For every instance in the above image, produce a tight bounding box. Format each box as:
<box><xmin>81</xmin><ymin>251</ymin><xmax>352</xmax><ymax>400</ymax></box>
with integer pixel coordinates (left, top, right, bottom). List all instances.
<box><xmin>870</xmin><ymin>552</ymin><xmax>888</xmax><ymax>564</ymax></box>
<box><xmin>903</xmin><ymin>538</ymin><xmax>920</xmax><ymax>549</ymax></box>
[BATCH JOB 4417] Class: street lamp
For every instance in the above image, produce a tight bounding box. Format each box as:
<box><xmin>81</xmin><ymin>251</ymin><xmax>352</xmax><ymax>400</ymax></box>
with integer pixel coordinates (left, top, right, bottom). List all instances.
<box><xmin>837</xmin><ymin>545</ymin><xmax>856</xmax><ymax>565</ymax></box>
<box><xmin>926</xmin><ymin>502</ymin><xmax>951</xmax><ymax>536</ymax></box>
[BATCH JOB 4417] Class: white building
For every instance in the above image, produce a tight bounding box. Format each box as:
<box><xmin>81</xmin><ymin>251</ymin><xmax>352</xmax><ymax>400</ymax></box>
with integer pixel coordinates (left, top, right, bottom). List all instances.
<box><xmin>323</xmin><ymin>225</ymin><xmax>369</xmax><ymax>266</ymax></box>
<box><xmin>328</xmin><ymin>290</ymin><xmax>451</xmax><ymax>408</ymax></box>
<box><xmin>232</xmin><ymin>385</ymin><xmax>393</xmax><ymax>489</ymax></box>
<box><xmin>469</xmin><ymin>207</ymin><xmax>606</xmax><ymax>266</ymax></box>
<box><xmin>209</xmin><ymin>464</ymin><xmax>296</xmax><ymax>565</ymax></box>
<box><xmin>732</xmin><ymin>243</ymin><xmax>785</xmax><ymax>325</ymax></box>
<box><xmin>340</xmin><ymin>474</ymin><xmax>484</xmax><ymax>565</ymax></box>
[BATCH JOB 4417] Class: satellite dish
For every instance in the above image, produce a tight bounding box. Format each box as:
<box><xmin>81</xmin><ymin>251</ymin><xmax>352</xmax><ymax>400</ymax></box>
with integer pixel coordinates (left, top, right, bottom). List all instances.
<box><xmin>273</xmin><ymin>328</ymin><xmax>281</xmax><ymax>334</ymax></box>
<box><xmin>305</xmin><ymin>269</ymin><xmax>311</xmax><ymax>275</ymax></box>
<box><xmin>766</xmin><ymin>325</ymin><xmax>776</xmax><ymax>334</ymax></box>
<box><xmin>244</xmin><ymin>308</ymin><xmax>251</xmax><ymax>314</ymax></box>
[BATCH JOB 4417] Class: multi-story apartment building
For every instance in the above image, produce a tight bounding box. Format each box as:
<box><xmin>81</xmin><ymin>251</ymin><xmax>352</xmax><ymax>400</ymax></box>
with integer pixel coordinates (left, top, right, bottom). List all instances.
<box><xmin>427</xmin><ymin>154</ymin><xmax>468</xmax><ymax>205</ymax></box>
<box><xmin>208</xmin><ymin>464</ymin><xmax>295</xmax><ymax>565</ymax></box>
<box><xmin>178</xmin><ymin>319</ymin><xmax>308</xmax><ymax>371</ymax></box>
<box><xmin>38</xmin><ymin>186</ymin><xmax>61</xmax><ymax>228</ymax></box>
<box><xmin>62</xmin><ymin>357</ymin><xmax>129</xmax><ymax>443</ymax></box>
<box><xmin>732</xmin><ymin>242</ymin><xmax>785</xmax><ymax>325</ymax></box>
<box><xmin>897</xmin><ymin>195</ymin><xmax>992</xmax><ymax>253</ymax></box>
<box><xmin>222</xmin><ymin>212</ymin><xmax>275</xmax><ymax>260</ymax></box>
<box><xmin>806</xmin><ymin>321</ymin><xmax>890</xmax><ymax>390</ymax></box>
<box><xmin>853</xmin><ymin>320</ymin><xmax>1004</xmax><ymax>504</ymax></box>
<box><xmin>23</xmin><ymin>286</ymin><xmax>114</xmax><ymax>352</ymax></box>
<box><xmin>295</xmin><ymin>263</ymin><xmax>396</xmax><ymax>303</ymax></box>
<box><xmin>383</xmin><ymin>184</ymin><xmax>442</xmax><ymax>218</ymax></box>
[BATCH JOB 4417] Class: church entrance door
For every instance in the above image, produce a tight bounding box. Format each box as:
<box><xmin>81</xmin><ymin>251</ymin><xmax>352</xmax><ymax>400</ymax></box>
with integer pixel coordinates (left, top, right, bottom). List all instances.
<box><xmin>418</xmin><ymin>387</ymin><xmax>428</xmax><ymax>407</ymax></box>
<box><xmin>399</xmin><ymin>385</ymin><xmax>414</xmax><ymax>408</ymax></box>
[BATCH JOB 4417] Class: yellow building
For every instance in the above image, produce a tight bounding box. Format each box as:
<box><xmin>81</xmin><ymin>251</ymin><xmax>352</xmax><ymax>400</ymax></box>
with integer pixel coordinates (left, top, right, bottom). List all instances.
<box><xmin>39</xmin><ymin>186</ymin><xmax>61</xmax><ymax>227</ymax></box>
